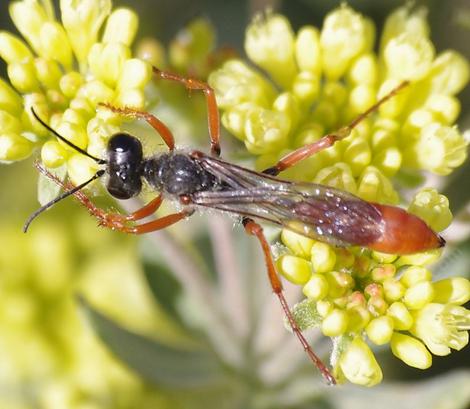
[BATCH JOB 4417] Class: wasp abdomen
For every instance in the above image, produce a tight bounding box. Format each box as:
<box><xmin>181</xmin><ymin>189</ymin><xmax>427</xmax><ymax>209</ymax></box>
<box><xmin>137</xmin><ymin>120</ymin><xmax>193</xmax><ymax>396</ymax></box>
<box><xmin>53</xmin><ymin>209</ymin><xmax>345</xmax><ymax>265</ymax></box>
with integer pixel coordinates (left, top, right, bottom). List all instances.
<box><xmin>367</xmin><ymin>204</ymin><xmax>444</xmax><ymax>254</ymax></box>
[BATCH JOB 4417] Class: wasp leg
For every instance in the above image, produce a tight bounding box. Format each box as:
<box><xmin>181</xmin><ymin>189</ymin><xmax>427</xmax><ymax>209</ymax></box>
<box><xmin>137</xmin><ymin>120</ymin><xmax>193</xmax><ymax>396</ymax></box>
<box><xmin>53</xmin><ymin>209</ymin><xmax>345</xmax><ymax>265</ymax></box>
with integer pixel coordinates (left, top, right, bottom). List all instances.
<box><xmin>118</xmin><ymin>210</ymin><xmax>194</xmax><ymax>234</ymax></box>
<box><xmin>242</xmin><ymin>217</ymin><xmax>336</xmax><ymax>385</ymax></box>
<box><xmin>34</xmin><ymin>163</ymin><xmax>167</xmax><ymax>231</ymax></box>
<box><xmin>263</xmin><ymin>81</ymin><xmax>409</xmax><ymax>176</ymax></box>
<box><xmin>99</xmin><ymin>103</ymin><xmax>175</xmax><ymax>151</ymax></box>
<box><xmin>153</xmin><ymin>67</ymin><xmax>221</xmax><ymax>157</ymax></box>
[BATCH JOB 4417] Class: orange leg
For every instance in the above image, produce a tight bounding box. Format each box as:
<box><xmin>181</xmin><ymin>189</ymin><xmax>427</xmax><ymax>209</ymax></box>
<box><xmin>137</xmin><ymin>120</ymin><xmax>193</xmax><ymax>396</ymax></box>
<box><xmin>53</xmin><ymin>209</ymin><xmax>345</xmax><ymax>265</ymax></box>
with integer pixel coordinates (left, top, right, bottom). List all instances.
<box><xmin>153</xmin><ymin>67</ymin><xmax>221</xmax><ymax>157</ymax></box>
<box><xmin>243</xmin><ymin>217</ymin><xmax>336</xmax><ymax>385</ymax></box>
<box><xmin>263</xmin><ymin>81</ymin><xmax>409</xmax><ymax>176</ymax></box>
<box><xmin>99</xmin><ymin>103</ymin><xmax>175</xmax><ymax>151</ymax></box>
<box><xmin>33</xmin><ymin>164</ymin><xmax>191</xmax><ymax>233</ymax></box>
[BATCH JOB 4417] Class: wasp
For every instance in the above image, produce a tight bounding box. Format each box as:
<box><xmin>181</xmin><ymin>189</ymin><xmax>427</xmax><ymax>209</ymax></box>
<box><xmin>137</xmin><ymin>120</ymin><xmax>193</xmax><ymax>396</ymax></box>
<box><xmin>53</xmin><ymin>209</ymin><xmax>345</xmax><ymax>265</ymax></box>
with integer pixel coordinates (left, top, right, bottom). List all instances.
<box><xmin>24</xmin><ymin>68</ymin><xmax>445</xmax><ymax>385</ymax></box>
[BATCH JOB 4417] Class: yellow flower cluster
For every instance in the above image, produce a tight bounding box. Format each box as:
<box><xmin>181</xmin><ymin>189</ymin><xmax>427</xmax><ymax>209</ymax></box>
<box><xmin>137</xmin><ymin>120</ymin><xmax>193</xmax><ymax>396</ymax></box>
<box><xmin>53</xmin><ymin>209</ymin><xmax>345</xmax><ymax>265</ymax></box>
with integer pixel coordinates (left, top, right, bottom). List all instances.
<box><xmin>0</xmin><ymin>0</ymin><xmax>151</xmax><ymax>185</ymax></box>
<box><xmin>282</xmin><ymin>222</ymin><xmax>470</xmax><ymax>386</ymax></box>
<box><xmin>0</xmin><ymin>214</ymin><xmax>171</xmax><ymax>408</ymax></box>
<box><xmin>209</xmin><ymin>5</ymin><xmax>470</xmax><ymax>387</ymax></box>
<box><xmin>209</xmin><ymin>5</ymin><xmax>469</xmax><ymax>201</ymax></box>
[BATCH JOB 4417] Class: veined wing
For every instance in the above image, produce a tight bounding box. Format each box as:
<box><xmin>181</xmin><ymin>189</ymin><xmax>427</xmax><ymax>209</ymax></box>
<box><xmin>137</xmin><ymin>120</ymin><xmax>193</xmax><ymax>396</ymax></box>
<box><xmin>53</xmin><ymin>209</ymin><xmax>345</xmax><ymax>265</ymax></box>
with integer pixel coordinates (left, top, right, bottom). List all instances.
<box><xmin>192</xmin><ymin>153</ymin><xmax>385</xmax><ymax>248</ymax></box>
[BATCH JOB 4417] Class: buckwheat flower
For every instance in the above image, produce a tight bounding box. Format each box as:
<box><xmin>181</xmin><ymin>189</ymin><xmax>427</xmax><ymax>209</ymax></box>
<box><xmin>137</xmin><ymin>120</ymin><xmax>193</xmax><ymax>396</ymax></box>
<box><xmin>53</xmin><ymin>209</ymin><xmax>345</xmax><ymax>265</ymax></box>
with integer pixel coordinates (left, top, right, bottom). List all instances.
<box><xmin>0</xmin><ymin>0</ymin><xmax>151</xmax><ymax>186</ymax></box>
<box><xmin>210</xmin><ymin>4</ymin><xmax>470</xmax><ymax>386</ymax></box>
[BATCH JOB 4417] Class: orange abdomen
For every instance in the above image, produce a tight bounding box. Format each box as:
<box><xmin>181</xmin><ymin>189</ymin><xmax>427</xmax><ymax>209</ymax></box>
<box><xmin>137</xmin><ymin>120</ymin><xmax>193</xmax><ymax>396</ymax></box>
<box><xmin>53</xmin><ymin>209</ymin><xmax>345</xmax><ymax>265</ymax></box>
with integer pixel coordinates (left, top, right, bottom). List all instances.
<box><xmin>367</xmin><ymin>203</ymin><xmax>445</xmax><ymax>254</ymax></box>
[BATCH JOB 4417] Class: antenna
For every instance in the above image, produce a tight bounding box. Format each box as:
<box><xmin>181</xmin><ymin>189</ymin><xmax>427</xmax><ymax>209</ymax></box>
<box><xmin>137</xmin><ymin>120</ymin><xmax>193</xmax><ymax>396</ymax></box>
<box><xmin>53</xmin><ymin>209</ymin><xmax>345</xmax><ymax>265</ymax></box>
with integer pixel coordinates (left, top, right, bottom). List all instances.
<box><xmin>23</xmin><ymin>170</ymin><xmax>105</xmax><ymax>233</ymax></box>
<box><xmin>30</xmin><ymin>108</ymin><xmax>106</xmax><ymax>165</ymax></box>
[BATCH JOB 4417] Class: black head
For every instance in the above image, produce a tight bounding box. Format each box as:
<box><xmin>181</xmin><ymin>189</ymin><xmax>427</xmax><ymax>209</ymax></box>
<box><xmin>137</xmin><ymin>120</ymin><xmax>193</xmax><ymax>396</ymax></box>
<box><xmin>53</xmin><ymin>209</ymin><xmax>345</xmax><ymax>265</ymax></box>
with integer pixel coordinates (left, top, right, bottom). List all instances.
<box><xmin>106</xmin><ymin>133</ymin><xmax>144</xmax><ymax>199</ymax></box>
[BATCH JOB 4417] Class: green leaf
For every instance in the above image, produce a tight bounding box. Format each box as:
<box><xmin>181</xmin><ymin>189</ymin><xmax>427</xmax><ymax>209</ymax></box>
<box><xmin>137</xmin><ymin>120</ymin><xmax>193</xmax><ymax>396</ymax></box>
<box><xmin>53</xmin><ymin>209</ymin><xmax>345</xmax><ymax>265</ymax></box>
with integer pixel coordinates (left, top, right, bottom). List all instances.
<box><xmin>79</xmin><ymin>296</ymin><xmax>227</xmax><ymax>388</ymax></box>
<box><xmin>37</xmin><ymin>164</ymin><xmax>67</xmax><ymax>206</ymax></box>
<box><xmin>142</xmin><ymin>257</ymin><xmax>188</xmax><ymax>328</ymax></box>
<box><xmin>289</xmin><ymin>298</ymin><xmax>322</xmax><ymax>331</ymax></box>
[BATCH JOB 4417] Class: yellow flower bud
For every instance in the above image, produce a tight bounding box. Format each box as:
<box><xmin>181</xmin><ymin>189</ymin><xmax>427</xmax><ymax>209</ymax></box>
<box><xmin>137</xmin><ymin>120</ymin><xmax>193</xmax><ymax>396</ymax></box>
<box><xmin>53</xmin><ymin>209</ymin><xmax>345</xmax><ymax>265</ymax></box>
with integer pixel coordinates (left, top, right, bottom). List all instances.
<box><xmin>209</xmin><ymin>60</ymin><xmax>276</xmax><ymax>109</ymax></box>
<box><xmin>322</xmin><ymin>308</ymin><xmax>349</xmax><ymax>336</ymax></box>
<box><xmin>244</xmin><ymin>108</ymin><xmax>290</xmax><ymax>154</ymax></box>
<box><xmin>400</xmin><ymin>266</ymin><xmax>432</xmax><ymax>287</ymax></box>
<box><xmin>337</xmin><ymin>336</ymin><xmax>383</xmax><ymax>387</ymax></box>
<box><xmin>377</xmin><ymin>79</ymin><xmax>410</xmax><ymax>118</ymax></box>
<box><xmin>387</xmin><ymin>302</ymin><xmax>413</xmax><ymax>330</ymax></box>
<box><xmin>303</xmin><ymin>273</ymin><xmax>329</xmax><ymax>300</ymax></box>
<box><xmin>56</xmin><ymin>121</ymin><xmax>88</xmax><ymax>151</ymax></box>
<box><xmin>114</xmin><ymin>88</ymin><xmax>145</xmax><ymax>109</ymax></box>
<box><xmin>221</xmin><ymin>103</ymin><xmax>255</xmax><ymax>141</ymax></box>
<box><xmin>86</xmin><ymin>116</ymin><xmax>119</xmax><ymax>159</ymax></box>
<box><xmin>0</xmin><ymin>78</ymin><xmax>23</xmax><ymax>114</ymax></box>
<box><xmin>357</xmin><ymin>166</ymin><xmax>399</xmax><ymax>204</ymax></box>
<box><xmin>414</xmin><ymin>123</ymin><xmax>468</xmax><ymax>175</ymax></box>
<box><xmin>103</xmin><ymin>8</ymin><xmax>138</xmax><ymax>46</ymax></box>
<box><xmin>9</xmin><ymin>0</ymin><xmax>50</xmax><ymax>53</ymax></box>
<box><xmin>276</xmin><ymin>255</ymin><xmax>312</xmax><ymax>285</ymax></box>
<box><xmin>88</xmin><ymin>42</ymin><xmax>131</xmax><ymax>87</ymax></box>
<box><xmin>39</xmin><ymin>22</ymin><xmax>73</xmax><ymax>68</ymax></box>
<box><xmin>317</xmin><ymin>300</ymin><xmax>333</xmax><ymax>318</ymax></box>
<box><xmin>34</xmin><ymin>58</ymin><xmax>62</xmax><ymax>90</ymax></box>
<box><xmin>425</xmin><ymin>94</ymin><xmax>460</xmax><ymax>125</ymax></box>
<box><xmin>117</xmin><ymin>58</ymin><xmax>151</xmax><ymax>91</ymax></box>
<box><xmin>281</xmin><ymin>229</ymin><xmax>315</xmax><ymax>258</ymax></box>
<box><xmin>370</xmin><ymin>128</ymin><xmax>397</xmax><ymax>152</ymax></box>
<box><xmin>408</xmin><ymin>188</ymin><xmax>452</xmax><ymax>232</ymax></box>
<box><xmin>349</xmin><ymin>84</ymin><xmax>376</xmax><ymax>114</ymax></box>
<box><xmin>380</xmin><ymin>5</ymin><xmax>429</xmax><ymax>50</ymax></box>
<box><xmin>8</xmin><ymin>59</ymin><xmax>40</xmax><ymax>93</ymax></box>
<box><xmin>245</xmin><ymin>13</ymin><xmax>297</xmax><ymax>88</ymax></box>
<box><xmin>428</xmin><ymin>51</ymin><xmax>470</xmax><ymax>95</ymax></box>
<box><xmin>312</xmin><ymin>100</ymin><xmax>338</xmax><ymax>130</ymax></box>
<box><xmin>383</xmin><ymin>279</ymin><xmax>406</xmax><ymax>303</ymax></box>
<box><xmin>322</xmin><ymin>81</ymin><xmax>348</xmax><ymax>107</ymax></box>
<box><xmin>391</xmin><ymin>332</ymin><xmax>432</xmax><ymax>369</ymax></box>
<box><xmin>0</xmin><ymin>31</ymin><xmax>33</xmax><ymax>64</ymax></box>
<box><xmin>273</xmin><ymin>92</ymin><xmax>301</xmax><ymax>130</ymax></box>
<box><xmin>320</xmin><ymin>5</ymin><xmax>369</xmax><ymax>80</ymax></box>
<box><xmin>67</xmin><ymin>153</ymin><xmax>99</xmax><ymax>186</ymax></box>
<box><xmin>366</xmin><ymin>316</ymin><xmax>394</xmax><ymax>345</ymax></box>
<box><xmin>0</xmin><ymin>132</ymin><xmax>34</xmax><ymax>162</ymax></box>
<box><xmin>81</xmin><ymin>80</ymin><xmax>115</xmax><ymax>105</ymax></box>
<box><xmin>402</xmin><ymin>109</ymin><xmax>435</xmax><ymax>140</ymax></box>
<box><xmin>326</xmin><ymin>271</ymin><xmax>354</xmax><ymax>298</ymax></box>
<box><xmin>295</xmin><ymin>26</ymin><xmax>321</xmax><ymax>73</ymax></box>
<box><xmin>314</xmin><ymin>162</ymin><xmax>357</xmax><ymax>193</ymax></box>
<box><xmin>432</xmin><ymin>278</ymin><xmax>470</xmax><ymax>305</ymax></box>
<box><xmin>135</xmin><ymin>37</ymin><xmax>166</xmax><ymax>67</ymax></box>
<box><xmin>0</xmin><ymin>110</ymin><xmax>22</xmax><ymax>134</ymax></box>
<box><xmin>59</xmin><ymin>71</ymin><xmax>84</xmax><ymax>98</ymax></box>
<box><xmin>41</xmin><ymin>140</ymin><xmax>68</xmax><ymax>168</ymax></box>
<box><xmin>371</xmin><ymin>264</ymin><xmax>396</xmax><ymax>282</ymax></box>
<box><xmin>403</xmin><ymin>281</ymin><xmax>434</xmax><ymax>310</ymax></box>
<box><xmin>310</xmin><ymin>242</ymin><xmax>336</xmax><ymax>274</ymax></box>
<box><xmin>346</xmin><ymin>305</ymin><xmax>371</xmax><ymax>332</ymax></box>
<box><xmin>348</xmin><ymin>53</ymin><xmax>378</xmax><ymax>85</ymax></box>
<box><xmin>384</xmin><ymin>32</ymin><xmax>434</xmax><ymax>80</ymax></box>
<box><xmin>371</xmin><ymin>251</ymin><xmax>398</xmax><ymax>264</ymax></box>
<box><xmin>60</xmin><ymin>0</ymin><xmax>112</xmax><ymax>63</ymax></box>
<box><xmin>291</xmin><ymin>71</ymin><xmax>320</xmax><ymax>105</ymax></box>
<box><xmin>335</xmin><ymin>248</ymin><xmax>355</xmax><ymax>269</ymax></box>
<box><xmin>343</xmin><ymin>135</ymin><xmax>372</xmax><ymax>176</ymax></box>
<box><xmin>372</xmin><ymin>147</ymin><xmax>402</xmax><ymax>177</ymax></box>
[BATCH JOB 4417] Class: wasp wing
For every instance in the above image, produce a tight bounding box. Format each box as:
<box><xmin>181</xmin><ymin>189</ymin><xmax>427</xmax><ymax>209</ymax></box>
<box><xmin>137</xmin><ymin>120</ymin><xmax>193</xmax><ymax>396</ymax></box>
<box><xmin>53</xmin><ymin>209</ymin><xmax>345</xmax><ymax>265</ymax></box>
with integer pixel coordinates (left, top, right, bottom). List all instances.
<box><xmin>192</xmin><ymin>154</ymin><xmax>385</xmax><ymax>248</ymax></box>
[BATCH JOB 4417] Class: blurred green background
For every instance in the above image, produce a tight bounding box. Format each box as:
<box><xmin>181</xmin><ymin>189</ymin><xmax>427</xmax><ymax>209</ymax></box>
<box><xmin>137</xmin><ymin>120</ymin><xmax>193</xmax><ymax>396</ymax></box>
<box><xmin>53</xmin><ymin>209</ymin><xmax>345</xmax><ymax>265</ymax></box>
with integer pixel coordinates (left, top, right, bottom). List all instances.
<box><xmin>0</xmin><ymin>1</ymin><xmax>469</xmax><ymax>409</ymax></box>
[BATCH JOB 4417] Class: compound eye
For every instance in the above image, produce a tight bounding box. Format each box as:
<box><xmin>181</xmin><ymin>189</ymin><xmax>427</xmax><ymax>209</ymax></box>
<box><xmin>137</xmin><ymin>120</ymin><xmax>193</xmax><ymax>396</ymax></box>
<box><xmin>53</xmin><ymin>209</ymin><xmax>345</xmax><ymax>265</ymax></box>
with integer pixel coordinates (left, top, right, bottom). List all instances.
<box><xmin>108</xmin><ymin>133</ymin><xmax>143</xmax><ymax>161</ymax></box>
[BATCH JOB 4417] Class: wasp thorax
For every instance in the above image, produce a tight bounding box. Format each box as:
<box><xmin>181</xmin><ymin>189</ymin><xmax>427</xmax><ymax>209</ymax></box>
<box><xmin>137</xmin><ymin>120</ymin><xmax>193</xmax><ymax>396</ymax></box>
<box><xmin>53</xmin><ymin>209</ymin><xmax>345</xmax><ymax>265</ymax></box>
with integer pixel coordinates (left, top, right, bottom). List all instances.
<box><xmin>106</xmin><ymin>133</ymin><xmax>143</xmax><ymax>199</ymax></box>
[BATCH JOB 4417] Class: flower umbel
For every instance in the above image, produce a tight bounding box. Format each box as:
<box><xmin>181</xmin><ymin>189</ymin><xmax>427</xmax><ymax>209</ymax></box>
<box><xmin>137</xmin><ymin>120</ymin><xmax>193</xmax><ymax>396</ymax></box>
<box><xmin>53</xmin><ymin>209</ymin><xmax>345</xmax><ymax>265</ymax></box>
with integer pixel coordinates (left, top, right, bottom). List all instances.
<box><xmin>0</xmin><ymin>0</ymin><xmax>151</xmax><ymax>186</ymax></box>
<box><xmin>209</xmin><ymin>5</ymin><xmax>470</xmax><ymax>386</ymax></box>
